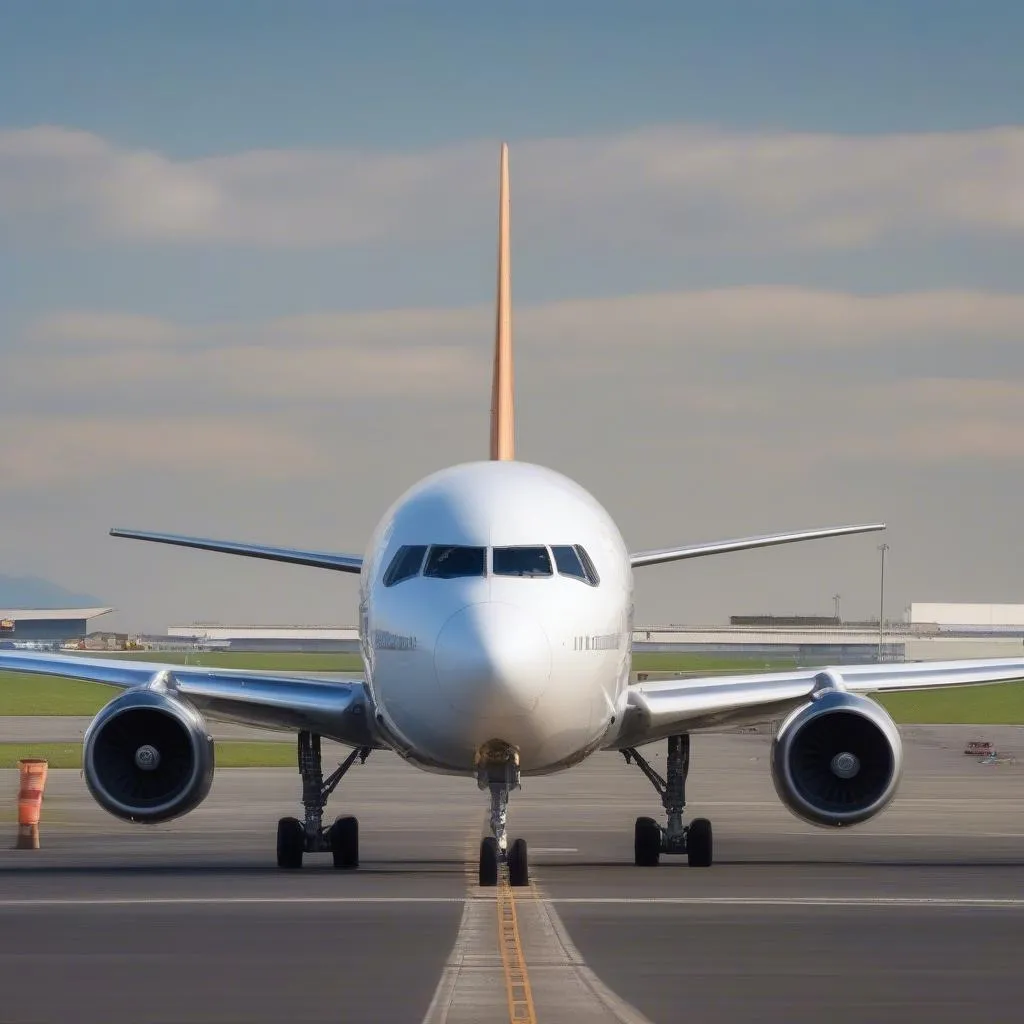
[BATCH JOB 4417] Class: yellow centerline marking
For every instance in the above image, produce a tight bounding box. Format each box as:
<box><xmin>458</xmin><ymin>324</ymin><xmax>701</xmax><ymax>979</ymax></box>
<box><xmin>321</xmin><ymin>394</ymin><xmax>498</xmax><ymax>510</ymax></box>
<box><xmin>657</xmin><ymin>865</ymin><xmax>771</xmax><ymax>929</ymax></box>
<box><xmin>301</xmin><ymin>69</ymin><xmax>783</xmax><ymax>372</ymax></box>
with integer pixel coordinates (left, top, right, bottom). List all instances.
<box><xmin>497</xmin><ymin>876</ymin><xmax>538</xmax><ymax>1024</ymax></box>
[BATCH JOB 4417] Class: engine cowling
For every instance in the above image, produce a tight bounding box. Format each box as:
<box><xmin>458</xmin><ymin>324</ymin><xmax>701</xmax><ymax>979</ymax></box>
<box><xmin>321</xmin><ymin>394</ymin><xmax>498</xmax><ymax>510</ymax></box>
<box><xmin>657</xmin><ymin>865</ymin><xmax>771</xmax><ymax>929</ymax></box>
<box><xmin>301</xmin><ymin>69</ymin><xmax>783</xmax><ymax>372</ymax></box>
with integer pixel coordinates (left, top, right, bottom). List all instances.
<box><xmin>770</xmin><ymin>689</ymin><xmax>902</xmax><ymax>827</ymax></box>
<box><xmin>83</xmin><ymin>688</ymin><xmax>215</xmax><ymax>824</ymax></box>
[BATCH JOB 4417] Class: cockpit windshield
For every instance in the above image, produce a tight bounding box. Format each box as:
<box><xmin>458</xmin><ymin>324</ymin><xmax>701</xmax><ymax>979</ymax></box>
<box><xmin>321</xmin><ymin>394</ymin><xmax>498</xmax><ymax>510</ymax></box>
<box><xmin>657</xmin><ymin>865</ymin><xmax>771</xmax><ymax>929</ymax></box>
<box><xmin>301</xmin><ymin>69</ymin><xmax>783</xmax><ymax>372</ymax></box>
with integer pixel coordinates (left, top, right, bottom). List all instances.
<box><xmin>423</xmin><ymin>545</ymin><xmax>486</xmax><ymax>579</ymax></box>
<box><xmin>492</xmin><ymin>546</ymin><xmax>552</xmax><ymax>577</ymax></box>
<box><xmin>383</xmin><ymin>545</ymin><xmax>427</xmax><ymax>587</ymax></box>
<box><xmin>551</xmin><ymin>545</ymin><xmax>600</xmax><ymax>586</ymax></box>
<box><xmin>382</xmin><ymin>542</ymin><xmax>598</xmax><ymax>585</ymax></box>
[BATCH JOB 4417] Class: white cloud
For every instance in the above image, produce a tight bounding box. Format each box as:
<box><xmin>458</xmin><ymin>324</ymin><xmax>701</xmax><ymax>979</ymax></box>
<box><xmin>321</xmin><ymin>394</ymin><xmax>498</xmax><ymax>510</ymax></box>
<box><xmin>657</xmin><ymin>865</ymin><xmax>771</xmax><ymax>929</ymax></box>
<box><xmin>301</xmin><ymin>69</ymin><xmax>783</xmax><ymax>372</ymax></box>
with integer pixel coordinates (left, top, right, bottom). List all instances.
<box><xmin>4</xmin><ymin>286</ymin><xmax>1024</xmax><ymax>489</ymax></box>
<box><xmin>0</xmin><ymin>127</ymin><xmax>221</xmax><ymax>241</ymax></box>
<box><xmin>1</xmin><ymin>123</ymin><xmax>1022</xmax><ymax>249</ymax></box>
<box><xmin>10</xmin><ymin>307</ymin><xmax>483</xmax><ymax>401</ymax></box>
<box><xmin>518</xmin><ymin>286</ymin><xmax>1024</xmax><ymax>354</ymax></box>
<box><xmin>0</xmin><ymin>414</ymin><xmax>327</xmax><ymax>487</ymax></box>
<box><xmin>15</xmin><ymin>284</ymin><xmax>1024</xmax><ymax>366</ymax></box>
<box><xmin>26</xmin><ymin>311</ymin><xmax>192</xmax><ymax>348</ymax></box>
<box><xmin>695</xmin><ymin>376</ymin><xmax>1024</xmax><ymax>468</ymax></box>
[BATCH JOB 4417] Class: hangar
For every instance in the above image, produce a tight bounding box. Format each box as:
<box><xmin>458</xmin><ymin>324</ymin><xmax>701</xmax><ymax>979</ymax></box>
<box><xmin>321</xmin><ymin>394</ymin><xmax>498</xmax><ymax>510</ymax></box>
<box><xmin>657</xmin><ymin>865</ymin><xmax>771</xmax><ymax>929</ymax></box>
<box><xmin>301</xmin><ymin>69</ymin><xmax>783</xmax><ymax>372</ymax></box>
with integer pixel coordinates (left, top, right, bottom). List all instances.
<box><xmin>908</xmin><ymin>602</ymin><xmax>1024</xmax><ymax>631</ymax></box>
<box><xmin>0</xmin><ymin>607</ymin><xmax>114</xmax><ymax>647</ymax></box>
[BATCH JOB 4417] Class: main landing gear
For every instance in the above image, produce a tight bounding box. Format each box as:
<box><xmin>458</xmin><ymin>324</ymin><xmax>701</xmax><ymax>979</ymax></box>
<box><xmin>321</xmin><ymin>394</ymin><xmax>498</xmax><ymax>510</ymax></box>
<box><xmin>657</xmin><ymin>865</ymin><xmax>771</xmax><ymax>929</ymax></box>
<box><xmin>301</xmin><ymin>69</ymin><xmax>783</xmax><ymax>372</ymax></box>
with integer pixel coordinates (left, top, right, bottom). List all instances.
<box><xmin>476</xmin><ymin>746</ymin><xmax>529</xmax><ymax>888</ymax></box>
<box><xmin>622</xmin><ymin>734</ymin><xmax>713</xmax><ymax>868</ymax></box>
<box><xmin>276</xmin><ymin>731</ymin><xmax>371</xmax><ymax>870</ymax></box>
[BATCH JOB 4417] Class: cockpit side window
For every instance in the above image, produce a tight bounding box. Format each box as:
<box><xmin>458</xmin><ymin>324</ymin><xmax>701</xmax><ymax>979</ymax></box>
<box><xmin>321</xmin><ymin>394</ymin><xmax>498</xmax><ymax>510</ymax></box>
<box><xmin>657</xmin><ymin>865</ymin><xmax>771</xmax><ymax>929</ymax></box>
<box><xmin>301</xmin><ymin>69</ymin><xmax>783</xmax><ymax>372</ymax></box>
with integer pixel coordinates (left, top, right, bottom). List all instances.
<box><xmin>383</xmin><ymin>545</ymin><xmax>427</xmax><ymax>586</ymax></box>
<box><xmin>551</xmin><ymin>544</ymin><xmax>600</xmax><ymax>586</ymax></box>
<box><xmin>574</xmin><ymin>545</ymin><xmax>600</xmax><ymax>585</ymax></box>
<box><xmin>493</xmin><ymin>546</ymin><xmax>552</xmax><ymax>577</ymax></box>
<box><xmin>423</xmin><ymin>545</ymin><xmax>486</xmax><ymax>579</ymax></box>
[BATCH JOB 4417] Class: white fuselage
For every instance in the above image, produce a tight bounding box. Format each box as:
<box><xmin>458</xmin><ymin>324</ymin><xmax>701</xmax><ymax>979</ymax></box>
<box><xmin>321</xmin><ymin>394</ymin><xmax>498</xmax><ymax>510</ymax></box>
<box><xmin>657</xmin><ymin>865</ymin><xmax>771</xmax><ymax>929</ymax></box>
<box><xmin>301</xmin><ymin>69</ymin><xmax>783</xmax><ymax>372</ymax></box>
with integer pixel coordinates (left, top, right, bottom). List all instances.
<box><xmin>358</xmin><ymin>461</ymin><xmax>634</xmax><ymax>776</ymax></box>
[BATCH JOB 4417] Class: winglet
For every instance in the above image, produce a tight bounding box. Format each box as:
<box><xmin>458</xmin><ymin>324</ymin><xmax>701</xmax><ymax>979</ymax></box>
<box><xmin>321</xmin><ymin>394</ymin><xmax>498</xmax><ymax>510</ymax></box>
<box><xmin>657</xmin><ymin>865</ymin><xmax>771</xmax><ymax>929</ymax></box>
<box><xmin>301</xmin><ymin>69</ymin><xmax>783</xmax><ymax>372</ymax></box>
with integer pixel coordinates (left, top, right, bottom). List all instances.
<box><xmin>489</xmin><ymin>142</ymin><xmax>516</xmax><ymax>461</ymax></box>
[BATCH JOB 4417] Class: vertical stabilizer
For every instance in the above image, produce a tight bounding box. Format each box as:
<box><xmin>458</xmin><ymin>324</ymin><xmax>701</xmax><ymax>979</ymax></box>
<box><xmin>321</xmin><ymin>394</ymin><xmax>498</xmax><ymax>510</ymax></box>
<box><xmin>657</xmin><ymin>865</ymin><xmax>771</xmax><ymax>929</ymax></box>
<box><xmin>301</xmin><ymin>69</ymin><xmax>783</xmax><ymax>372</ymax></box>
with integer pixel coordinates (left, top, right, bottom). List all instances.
<box><xmin>489</xmin><ymin>142</ymin><xmax>516</xmax><ymax>461</ymax></box>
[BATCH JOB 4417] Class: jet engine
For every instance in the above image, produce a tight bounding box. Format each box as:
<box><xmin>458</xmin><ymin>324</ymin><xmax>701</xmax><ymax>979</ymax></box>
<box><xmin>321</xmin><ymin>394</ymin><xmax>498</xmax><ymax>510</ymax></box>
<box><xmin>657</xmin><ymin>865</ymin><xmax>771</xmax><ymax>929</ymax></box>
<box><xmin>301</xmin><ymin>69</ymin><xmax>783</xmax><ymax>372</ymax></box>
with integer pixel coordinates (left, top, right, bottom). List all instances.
<box><xmin>83</xmin><ymin>688</ymin><xmax>215</xmax><ymax>824</ymax></box>
<box><xmin>770</xmin><ymin>688</ymin><xmax>902</xmax><ymax>827</ymax></box>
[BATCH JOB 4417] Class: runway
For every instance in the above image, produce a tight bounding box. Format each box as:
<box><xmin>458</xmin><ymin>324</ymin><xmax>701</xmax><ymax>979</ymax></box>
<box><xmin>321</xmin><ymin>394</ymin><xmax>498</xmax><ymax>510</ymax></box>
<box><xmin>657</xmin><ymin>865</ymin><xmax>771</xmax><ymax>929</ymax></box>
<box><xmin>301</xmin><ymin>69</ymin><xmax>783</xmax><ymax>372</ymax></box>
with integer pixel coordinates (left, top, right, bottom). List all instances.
<box><xmin>0</xmin><ymin>728</ymin><xmax>1021</xmax><ymax>1022</ymax></box>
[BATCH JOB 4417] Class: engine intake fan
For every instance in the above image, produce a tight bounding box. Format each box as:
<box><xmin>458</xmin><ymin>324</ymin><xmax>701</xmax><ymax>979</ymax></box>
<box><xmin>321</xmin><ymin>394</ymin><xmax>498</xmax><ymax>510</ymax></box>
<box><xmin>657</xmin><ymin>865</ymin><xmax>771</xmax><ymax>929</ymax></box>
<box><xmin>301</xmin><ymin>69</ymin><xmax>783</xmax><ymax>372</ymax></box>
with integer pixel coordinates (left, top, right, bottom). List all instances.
<box><xmin>770</xmin><ymin>688</ymin><xmax>902</xmax><ymax>828</ymax></box>
<box><xmin>83</xmin><ymin>688</ymin><xmax>215</xmax><ymax>824</ymax></box>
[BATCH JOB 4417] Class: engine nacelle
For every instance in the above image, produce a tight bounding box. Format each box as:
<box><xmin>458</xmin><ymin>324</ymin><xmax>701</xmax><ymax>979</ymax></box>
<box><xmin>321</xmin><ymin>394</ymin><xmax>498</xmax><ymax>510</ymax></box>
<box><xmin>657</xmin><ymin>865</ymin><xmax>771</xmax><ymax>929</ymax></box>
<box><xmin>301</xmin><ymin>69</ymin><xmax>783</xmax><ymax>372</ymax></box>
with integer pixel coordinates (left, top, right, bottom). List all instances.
<box><xmin>770</xmin><ymin>689</ymin><xmax>902</xmax><ymax>828</ymax></box>
<box><xmin>83</xmin><ymin>688</ymin><xmax>215</xmax><ymax>824</ymax></box>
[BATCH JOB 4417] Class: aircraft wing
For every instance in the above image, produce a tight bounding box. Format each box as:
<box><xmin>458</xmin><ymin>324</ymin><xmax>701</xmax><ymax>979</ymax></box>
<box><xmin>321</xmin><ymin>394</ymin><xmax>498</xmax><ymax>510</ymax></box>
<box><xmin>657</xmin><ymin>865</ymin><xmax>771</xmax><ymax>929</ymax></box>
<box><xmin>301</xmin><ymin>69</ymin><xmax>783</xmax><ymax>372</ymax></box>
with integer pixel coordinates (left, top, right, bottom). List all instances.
<box><xmin>612</xmin><ymin>657</ymin><xmax>1024</xmax><ymax>747</ymax></box>
<box><xmin>630</xmin><ymin>523</ymin><xmax>886</xmax><ymax>568</ymax></box>
<box><xmin>109</xmin><ymin>528</ymin><xmax>363</xmax><ymax>573</ymax></box>
<box><xmin>0</xmin><ymin>651</ymin><xmax>383</xmax><ymax>749</ymax></box>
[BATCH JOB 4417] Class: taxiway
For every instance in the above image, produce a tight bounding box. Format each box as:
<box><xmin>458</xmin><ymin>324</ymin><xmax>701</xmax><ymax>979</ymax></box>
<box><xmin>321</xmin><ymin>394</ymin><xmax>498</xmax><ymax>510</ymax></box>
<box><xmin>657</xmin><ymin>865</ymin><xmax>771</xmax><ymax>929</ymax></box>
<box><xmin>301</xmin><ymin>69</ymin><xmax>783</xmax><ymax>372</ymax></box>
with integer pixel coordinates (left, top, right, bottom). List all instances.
<box><xmin>0</xmin><ymin>727</ymin><xmax>1020</xmax><ymax>1023</ymax></box>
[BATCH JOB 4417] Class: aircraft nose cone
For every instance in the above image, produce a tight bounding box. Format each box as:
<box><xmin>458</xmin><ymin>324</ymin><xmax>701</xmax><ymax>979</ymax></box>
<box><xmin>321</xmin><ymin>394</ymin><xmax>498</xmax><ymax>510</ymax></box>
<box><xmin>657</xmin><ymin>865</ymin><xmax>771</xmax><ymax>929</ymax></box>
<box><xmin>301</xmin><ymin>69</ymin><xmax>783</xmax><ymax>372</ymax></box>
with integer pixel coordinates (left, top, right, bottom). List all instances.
<box><xmin>435</xmin><ymin>602</ymin><xmax>551</xmax><ymax>716</ymax></box>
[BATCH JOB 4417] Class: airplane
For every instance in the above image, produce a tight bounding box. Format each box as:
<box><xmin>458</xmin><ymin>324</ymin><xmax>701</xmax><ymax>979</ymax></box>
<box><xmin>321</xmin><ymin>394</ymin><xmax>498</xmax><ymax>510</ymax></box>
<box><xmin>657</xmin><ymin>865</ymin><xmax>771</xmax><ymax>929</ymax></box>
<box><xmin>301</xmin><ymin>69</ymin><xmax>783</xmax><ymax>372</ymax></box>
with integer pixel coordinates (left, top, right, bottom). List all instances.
<box><xmin>4</xmin><ymin>143</ymin><xmax>1024</xmax><ymax>887</ymax></box>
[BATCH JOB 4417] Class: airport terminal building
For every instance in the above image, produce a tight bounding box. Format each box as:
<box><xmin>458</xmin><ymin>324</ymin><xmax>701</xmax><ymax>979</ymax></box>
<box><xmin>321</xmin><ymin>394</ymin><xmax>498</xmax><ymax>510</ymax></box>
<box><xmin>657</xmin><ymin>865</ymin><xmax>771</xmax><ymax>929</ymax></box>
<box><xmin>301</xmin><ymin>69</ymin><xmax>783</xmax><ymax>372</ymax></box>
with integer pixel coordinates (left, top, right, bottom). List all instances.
<box><xmin>165</xmin><ymin>602</ymin><xmax>1024</xmax><ymax>662</ymax></box>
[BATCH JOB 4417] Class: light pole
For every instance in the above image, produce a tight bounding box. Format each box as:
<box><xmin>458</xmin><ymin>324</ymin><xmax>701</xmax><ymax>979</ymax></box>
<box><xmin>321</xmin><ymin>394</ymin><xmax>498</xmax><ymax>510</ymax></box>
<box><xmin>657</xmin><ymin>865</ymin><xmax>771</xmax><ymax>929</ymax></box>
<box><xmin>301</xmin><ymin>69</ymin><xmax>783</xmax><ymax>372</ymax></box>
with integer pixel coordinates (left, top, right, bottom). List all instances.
<box><xmin>877</xmin><ymin>543</ymin><xmax>889</xmax><ymax>662</ymax></box>
<box><xmin>833</xmin><ymin>593</ymin><xmax>841</xmax><ymax>623</ymax></box>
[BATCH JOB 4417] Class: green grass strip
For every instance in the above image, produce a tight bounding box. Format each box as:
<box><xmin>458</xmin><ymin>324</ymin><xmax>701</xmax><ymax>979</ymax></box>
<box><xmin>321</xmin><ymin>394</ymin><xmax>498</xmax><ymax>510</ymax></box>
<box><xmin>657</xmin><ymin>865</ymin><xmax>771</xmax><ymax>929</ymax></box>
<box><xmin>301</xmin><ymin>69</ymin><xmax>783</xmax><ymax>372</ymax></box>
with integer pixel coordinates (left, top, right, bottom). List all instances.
<box><xmin>94</xmin><ymin>651</ymin><xmax>364</xmax><ymax>671</ymax></box>
<box><xmin>0</xmin><ymin>674</ymin><xmax>112</xmax><ymax>716</ymax></box>
<box><xmin>0</xmin><ymin>740</ymin><xmax>297</xmax><ymax>770</ymax></box>
<box><xmin>874</xmin><ymin>682</ymin><xmax>1024</xmax><ymax>725</ymax></box>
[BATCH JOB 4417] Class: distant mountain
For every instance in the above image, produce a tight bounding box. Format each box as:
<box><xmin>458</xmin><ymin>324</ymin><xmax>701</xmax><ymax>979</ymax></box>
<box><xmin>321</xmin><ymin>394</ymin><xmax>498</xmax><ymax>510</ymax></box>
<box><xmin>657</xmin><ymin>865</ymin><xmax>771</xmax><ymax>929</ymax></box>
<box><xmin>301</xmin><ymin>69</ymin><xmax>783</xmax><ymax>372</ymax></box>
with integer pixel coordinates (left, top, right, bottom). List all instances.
<box><xmin>0</xmin><ymin>575</ymin><xmax>104</xmax><ymax>608</ymax></box>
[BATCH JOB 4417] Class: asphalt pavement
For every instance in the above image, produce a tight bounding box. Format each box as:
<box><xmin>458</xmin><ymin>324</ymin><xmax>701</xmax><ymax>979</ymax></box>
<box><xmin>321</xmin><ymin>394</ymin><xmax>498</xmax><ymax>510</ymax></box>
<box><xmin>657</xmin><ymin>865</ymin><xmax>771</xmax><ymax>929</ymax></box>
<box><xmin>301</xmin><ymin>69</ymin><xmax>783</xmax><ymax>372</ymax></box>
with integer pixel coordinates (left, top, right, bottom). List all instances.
<box><xmin>0</xmin><ymin>728</ymin><xmax>1019</xmax><ymax>1023</ymax></box>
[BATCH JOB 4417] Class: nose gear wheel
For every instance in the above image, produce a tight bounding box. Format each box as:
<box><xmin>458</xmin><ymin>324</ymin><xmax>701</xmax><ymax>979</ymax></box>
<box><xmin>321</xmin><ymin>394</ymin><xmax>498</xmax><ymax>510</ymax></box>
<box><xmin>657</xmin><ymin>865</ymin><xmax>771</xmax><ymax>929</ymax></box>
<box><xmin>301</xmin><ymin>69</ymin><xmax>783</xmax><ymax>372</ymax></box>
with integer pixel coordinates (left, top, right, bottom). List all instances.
<box><xmin>476</xmin><ymin>751</ymin><xmax>530</xmax><ymax>886</ymax></box>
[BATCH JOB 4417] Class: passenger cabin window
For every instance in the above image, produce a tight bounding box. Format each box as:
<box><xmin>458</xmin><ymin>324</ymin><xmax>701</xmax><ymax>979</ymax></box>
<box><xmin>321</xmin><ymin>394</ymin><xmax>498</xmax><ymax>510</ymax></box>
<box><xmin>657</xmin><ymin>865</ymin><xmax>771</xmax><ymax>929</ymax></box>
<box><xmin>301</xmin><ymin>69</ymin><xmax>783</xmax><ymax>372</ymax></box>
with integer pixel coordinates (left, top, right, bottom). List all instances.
<box><xmin>551</xmin><ymin>545</ymin><xmax>600</xmax><ymax>586</ymax></box>
<box><xmin>424</xmin><ymin>545</ymin><xmax>486</xmax><ymax>579</ymax></box>
<box><xmin>383</xmin><ymin>545</ymin><xmax>427</xmax><ymax>587</ymax></box>
<box><xmin>493</xmin><ymin>546</ymin><xmax>552</xmax><ymax>577</ymax></box>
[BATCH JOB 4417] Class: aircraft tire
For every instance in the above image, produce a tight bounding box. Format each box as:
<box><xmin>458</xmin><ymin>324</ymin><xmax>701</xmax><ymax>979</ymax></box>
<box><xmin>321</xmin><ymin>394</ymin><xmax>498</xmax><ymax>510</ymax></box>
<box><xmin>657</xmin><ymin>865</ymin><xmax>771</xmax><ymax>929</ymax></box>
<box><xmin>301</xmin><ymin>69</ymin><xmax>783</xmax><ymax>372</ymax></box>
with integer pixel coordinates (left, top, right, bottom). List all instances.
<box><xmin>634</xmin><ymin>816</ymin><xmax>661</xmax><ymax>866</ymax></box>
<box><xmin>479</xmin><ymin>836</ymin><xmax>499</xmax><ymax>887</ymax></box>
<box><xmin>687</xmin><ymin>817</ymin><xmax>713</xmax><ymax>867</ymax></box>
<box><xmin>508</xmin><ymin>838</ymin><xmax>529</xmax><ymax>887</ymax></box>
<box><xmin>277</xmin><ymin>816</ymin><xmax>305</xmax><ymax>869</ymax></box>
<box><xmin>329</xmin><ymin>815</ymin><xmax>359</xmax><ymax>869</ymax></box>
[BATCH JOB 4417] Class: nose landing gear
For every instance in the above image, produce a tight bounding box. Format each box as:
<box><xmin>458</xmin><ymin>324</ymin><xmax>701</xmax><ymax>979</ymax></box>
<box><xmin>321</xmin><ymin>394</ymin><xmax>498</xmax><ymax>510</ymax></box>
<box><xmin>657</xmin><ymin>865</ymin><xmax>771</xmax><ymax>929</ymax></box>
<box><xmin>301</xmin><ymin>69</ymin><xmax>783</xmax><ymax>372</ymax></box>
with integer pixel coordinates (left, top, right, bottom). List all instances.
<box><xmin>276</xmin><ymin>731</ymin><xmax>371</xmax><ymax>870</ymax></box>
<box><xmin>477</xmin><ymin>746</ymin><xmax>529</xmax><ymax>887</ymax></box>
<box><xmin>623</xmin><ymin>734</ymin><xmax>713</xmax><ymax>867</ymax></box>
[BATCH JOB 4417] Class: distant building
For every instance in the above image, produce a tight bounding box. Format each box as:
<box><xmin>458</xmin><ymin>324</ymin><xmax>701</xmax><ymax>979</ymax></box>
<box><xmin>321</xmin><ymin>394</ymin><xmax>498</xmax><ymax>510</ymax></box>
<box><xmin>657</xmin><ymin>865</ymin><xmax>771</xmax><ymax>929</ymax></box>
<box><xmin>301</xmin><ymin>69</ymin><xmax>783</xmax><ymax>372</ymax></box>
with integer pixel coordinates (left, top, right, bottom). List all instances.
<box><xmin>907</xmin><ymin>603</ymin><xmax>1024</xmax><ymax>632</ymax></box>
<box><xmin>730</xmin><ymin>615</ymin><xmax>840</xmax><ymax>628</ymax></box>
<box><xmin>0</xmin><ymin>607</ymin><xmax>113</xmax><ymax>644</ymax></box>
<box><xmin>166</xmin><ymin>623</ymin><xmax>360</xmax><ymax>652</ymax></box>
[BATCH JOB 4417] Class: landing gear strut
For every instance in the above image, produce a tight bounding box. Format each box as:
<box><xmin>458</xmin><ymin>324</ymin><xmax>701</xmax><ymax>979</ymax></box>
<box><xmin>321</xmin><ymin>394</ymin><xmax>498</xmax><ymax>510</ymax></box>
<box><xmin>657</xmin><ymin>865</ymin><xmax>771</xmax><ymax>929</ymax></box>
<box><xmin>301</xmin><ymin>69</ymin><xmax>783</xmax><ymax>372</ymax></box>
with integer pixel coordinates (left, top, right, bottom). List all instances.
<box><xmin>476</xmin><ymin>746</ymin><xmax>529</xmax><ymax>887</ymax></box>
<box><xmin>623</xmin><ymin>734</ymin><xmax>713</xmax><ymax>867</ymax></box>
<box><xmin>276</xmin><ymin>731</ymin><xmax>371</xmax><ymax>870</ymax></box>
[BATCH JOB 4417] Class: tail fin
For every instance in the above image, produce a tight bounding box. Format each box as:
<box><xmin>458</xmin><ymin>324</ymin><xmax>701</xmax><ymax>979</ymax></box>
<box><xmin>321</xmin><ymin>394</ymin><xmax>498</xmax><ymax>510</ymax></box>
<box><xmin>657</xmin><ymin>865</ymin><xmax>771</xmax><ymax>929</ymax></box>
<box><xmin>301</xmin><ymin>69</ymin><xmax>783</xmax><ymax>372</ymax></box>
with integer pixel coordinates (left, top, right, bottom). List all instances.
<box><xmin>489</xmin><ymin>142</ymin><xmax>516</xmax><ymax>461</ymax></box>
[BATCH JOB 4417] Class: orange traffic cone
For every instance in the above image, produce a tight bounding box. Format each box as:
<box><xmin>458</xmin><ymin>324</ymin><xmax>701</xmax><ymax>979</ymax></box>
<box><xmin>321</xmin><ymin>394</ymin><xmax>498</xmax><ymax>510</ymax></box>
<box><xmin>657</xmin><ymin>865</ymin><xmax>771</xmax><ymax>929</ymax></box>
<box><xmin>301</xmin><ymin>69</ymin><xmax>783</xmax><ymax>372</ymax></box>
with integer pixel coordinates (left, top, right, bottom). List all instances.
<box><xmin>16</xmin><ymin>758</ymin><xmax>48</xmax><ymax>850</ymax></box>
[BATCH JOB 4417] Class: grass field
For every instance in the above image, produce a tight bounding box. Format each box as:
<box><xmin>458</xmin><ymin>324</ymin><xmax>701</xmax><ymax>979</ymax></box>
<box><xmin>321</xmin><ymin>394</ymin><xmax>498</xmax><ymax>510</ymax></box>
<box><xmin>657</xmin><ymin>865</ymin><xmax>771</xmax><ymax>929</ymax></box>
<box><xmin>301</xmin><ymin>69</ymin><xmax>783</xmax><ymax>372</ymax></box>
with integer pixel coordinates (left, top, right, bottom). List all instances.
<box><xmin>86</xmin><ymin>651</ymin><xmax>363</xmax><ymax>672</ymax></box>
<box><xmin>0</xmin><ymin>652</ymin><xmax>1021</xmax><ymax>723</ymax></box>
<box><xmin>874</xmin><ymin>684</ymin><xmax>1024</xmax><ymax>725</ymax></box>
<box><xmin>0</xmin><ymin>741</ymin><xmax>296</xmax><ymax>770</ymax></box>
<box><xmin>0</xmin><ymin>674</ymin><xmax>113</xmax><ymax>716</ymax></box>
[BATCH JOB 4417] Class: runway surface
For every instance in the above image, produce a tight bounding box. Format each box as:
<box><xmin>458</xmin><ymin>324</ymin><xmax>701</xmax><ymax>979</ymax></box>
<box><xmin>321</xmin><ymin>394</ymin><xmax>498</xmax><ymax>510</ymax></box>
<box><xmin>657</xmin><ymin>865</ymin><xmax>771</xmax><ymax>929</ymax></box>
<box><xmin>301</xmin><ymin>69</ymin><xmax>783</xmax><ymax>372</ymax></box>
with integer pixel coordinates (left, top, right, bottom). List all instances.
<box><xmin>0</xmin><ymin>727</ymin><xmax>1021</xmax><ymax>1023</ymax></box>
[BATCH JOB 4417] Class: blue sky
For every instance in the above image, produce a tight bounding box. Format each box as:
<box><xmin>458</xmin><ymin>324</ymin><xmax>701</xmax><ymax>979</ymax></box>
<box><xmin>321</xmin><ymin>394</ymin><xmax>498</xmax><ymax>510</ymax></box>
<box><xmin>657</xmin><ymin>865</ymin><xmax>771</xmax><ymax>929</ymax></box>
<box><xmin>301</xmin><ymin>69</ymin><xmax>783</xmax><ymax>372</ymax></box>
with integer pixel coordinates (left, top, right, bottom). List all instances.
<box><xmin>1</xmin><ymin>2</ymin><xmax>1023</xmax><ymax>630</ymax></box>
<box><xmin>5</xmin><ymin>1</ymin><xmax>1024</xmax><ymax>150</ymax></box>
